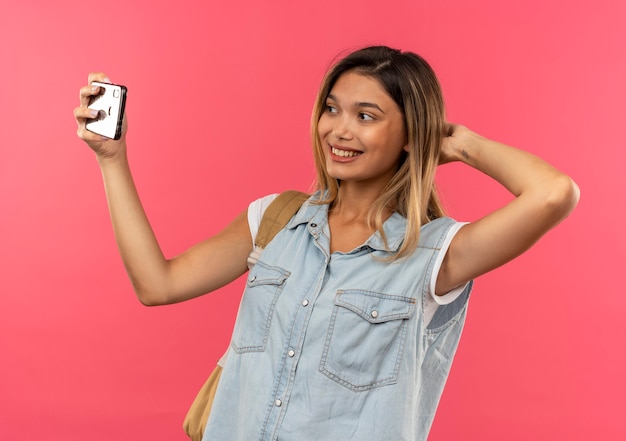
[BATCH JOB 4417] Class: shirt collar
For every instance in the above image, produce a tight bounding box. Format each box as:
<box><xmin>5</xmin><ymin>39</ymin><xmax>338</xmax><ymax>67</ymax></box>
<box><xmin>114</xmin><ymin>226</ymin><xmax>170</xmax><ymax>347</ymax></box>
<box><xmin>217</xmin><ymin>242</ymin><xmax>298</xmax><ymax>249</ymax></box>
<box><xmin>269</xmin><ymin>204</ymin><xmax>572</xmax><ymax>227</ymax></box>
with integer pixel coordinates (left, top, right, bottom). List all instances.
<box><xmin>286</xmin><ymin>192</ymin><xmax>407</xmax><ymax>253</ymax></box>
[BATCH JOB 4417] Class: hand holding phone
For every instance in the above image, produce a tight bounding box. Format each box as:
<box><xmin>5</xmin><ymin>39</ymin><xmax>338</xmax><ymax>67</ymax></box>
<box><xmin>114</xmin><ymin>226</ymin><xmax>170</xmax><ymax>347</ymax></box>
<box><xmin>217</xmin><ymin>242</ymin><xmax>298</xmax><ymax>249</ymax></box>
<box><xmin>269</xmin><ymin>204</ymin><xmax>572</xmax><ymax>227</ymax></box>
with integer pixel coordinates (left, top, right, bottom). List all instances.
<box><xmin>86</xmin><ymin>82</ymin><xmax>127</xmax><ymax>140</ymax></box>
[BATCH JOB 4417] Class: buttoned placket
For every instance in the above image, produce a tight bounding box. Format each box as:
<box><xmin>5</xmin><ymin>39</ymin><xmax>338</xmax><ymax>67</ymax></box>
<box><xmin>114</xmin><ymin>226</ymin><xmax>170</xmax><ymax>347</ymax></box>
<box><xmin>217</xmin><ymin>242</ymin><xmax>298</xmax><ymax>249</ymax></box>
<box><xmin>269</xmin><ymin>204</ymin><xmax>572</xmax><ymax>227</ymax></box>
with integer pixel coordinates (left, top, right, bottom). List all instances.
<box><xmin>261</xmin><ymin>219</ymin><xmax>332</xmax><ymax>441</ymax></box>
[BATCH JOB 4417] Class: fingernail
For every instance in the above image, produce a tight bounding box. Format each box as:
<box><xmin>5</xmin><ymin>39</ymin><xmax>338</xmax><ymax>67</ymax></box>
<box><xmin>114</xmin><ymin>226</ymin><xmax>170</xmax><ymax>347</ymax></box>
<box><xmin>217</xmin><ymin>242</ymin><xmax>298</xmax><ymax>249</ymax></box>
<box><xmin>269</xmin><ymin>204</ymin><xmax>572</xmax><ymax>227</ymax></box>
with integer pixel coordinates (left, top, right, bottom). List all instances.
<box><xmin>91</xmin><ymin>85</ymin><xmax>99</xmax><ymax>92</ymax></box>
<box><xmin>103</xmin><ymin>77</ymin><xmax>112</xmax><ymax>84</ymax></box>
<box><xmin>89</xmin><ymin>109</ymin><xmax>99</xmax><ymax>118</ymax></box>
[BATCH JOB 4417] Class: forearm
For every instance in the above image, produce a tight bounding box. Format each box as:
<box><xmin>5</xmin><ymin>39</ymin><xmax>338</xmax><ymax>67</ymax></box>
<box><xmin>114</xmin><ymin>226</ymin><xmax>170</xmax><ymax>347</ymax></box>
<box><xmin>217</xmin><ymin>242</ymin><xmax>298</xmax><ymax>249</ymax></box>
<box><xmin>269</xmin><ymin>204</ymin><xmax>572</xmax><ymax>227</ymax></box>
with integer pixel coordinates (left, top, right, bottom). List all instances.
<box><xmin>75</xmin><ymin>73</ymin><xmax>250</xmax><ymax>305</ymax></box>
<box><xmin>97</xmin><ymin>148</ymin><xmax>170</xmax><ymax>304</ymax></box>
<box><xmin>448</xmin><ymin>130</ymin><xmax>579</xmax><ymax>221</ymax></box>
<box><xmin>435</xmin><ymin>127</ymin><xmax>579</xmax><ymax>294</ymax></box>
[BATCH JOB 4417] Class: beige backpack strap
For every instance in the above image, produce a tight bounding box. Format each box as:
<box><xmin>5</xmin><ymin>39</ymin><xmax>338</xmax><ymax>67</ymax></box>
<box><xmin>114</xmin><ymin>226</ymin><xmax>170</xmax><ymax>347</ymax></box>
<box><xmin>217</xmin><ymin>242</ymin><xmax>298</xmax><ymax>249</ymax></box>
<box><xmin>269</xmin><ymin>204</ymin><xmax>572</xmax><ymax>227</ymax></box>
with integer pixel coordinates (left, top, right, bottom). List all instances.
<box><xmin>255</xmin><ymin>191</ymin><xmax>309</xmax><ymax>248</ymax></box>
<box><xmin>184</xmin><ymin>191</ymin><xmax>309</xmax><ymax>441</ymax></box>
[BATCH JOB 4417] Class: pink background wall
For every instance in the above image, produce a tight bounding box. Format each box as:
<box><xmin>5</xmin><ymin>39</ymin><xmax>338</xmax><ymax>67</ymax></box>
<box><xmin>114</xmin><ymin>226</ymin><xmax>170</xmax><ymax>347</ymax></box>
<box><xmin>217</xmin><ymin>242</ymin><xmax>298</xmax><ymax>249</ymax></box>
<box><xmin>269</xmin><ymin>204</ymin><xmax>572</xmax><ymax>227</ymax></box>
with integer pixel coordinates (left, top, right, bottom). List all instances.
<box><xmin>1</xmin><ymin>1</ymin><xmax>624</xmax><ymax>439</ymax></box>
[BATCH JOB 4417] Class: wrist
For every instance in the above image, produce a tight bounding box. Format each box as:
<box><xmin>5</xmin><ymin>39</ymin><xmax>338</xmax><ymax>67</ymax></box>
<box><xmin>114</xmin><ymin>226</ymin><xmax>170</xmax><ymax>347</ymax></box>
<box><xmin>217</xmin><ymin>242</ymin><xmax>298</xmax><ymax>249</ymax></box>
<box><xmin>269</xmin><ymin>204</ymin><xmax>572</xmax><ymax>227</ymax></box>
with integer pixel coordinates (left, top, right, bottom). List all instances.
<box><xmin>95</xmin><ymin>143</ymin><xmax>129</xmax><ymax>168</ymax></box>
<box><xmin>454</xmin><ymin>130</ymin><xmax>487</xmax><ymax>164</ymax></box>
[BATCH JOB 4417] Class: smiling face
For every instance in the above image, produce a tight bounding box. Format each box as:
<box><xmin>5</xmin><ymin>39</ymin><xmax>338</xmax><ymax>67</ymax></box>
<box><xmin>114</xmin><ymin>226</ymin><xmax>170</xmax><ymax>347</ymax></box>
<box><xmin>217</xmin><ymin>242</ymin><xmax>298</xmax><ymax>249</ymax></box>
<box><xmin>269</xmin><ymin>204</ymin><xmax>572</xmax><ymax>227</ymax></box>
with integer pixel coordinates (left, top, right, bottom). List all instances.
<box><xmin>311</xmin><ymin>46</ymin><xmax>448</xmax><ymax>259</ymax></box>
<box><xmin>317</xmin><ymin>71</ymin><xmax>408</xmax><ymax>189</ymax></box>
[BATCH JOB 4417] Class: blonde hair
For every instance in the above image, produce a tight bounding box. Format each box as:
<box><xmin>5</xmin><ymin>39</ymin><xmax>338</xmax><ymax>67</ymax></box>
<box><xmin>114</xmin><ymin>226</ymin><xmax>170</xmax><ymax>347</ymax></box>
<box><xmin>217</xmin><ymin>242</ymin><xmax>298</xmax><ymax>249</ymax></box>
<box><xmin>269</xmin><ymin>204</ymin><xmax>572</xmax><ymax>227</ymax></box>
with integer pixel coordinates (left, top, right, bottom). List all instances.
<box><xmin>310</xmin><ymin>46</ymin><xmax>447</xmax><ymax>259</ymax></box>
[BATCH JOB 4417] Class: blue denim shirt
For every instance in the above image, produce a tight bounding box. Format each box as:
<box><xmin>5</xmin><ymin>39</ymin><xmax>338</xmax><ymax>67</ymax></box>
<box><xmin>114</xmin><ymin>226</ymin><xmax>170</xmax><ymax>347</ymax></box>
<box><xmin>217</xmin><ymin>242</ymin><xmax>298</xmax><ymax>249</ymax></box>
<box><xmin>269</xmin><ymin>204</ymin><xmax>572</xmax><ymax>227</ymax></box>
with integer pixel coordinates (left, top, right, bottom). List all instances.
<box><xmin>203</xmin><ymin>195</ymin><xmax>472</xmax><ymax>441</ymax></box>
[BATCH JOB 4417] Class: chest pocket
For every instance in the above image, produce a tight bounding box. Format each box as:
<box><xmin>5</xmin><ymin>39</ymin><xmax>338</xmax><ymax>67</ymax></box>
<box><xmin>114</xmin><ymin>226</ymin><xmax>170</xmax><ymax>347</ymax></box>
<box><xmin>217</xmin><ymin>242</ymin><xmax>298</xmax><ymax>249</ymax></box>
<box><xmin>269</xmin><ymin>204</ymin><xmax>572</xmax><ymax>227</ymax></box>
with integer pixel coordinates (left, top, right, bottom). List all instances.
<box><xmin>320</xmin><ymin>289</ymin><xmax>416</xmax><ymax>391</ymax></box>
<box><xmin>231</xmin><ymin>261</ymin><xmax>290</xmax><ymax>353</ymax></box>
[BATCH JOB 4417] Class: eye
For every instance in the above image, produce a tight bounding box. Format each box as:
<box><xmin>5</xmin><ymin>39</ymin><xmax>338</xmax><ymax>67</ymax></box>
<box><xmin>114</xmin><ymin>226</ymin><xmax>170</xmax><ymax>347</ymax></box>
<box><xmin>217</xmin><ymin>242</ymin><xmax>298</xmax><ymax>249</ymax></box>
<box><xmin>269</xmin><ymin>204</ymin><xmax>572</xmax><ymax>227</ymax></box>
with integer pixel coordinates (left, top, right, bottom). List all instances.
<box><xmin>325</xmin><ymin>104</ymin><xmax>338</xmax><ymax>114</ymax></box>
<box><xmin>358</xmin><ymin>113</ymin><xmax>374</xmax><ymax>121</ymax></box>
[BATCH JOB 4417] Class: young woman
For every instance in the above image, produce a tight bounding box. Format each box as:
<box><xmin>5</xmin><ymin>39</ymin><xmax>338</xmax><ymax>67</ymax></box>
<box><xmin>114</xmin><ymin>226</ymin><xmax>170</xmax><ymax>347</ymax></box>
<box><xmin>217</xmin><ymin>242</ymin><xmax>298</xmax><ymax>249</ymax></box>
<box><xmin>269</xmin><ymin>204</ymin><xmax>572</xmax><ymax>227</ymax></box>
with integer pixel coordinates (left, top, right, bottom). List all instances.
<box><xmin>74</xmin><ymin>46</ymin><xmax>579</xmax><ymax>440</ymax></box>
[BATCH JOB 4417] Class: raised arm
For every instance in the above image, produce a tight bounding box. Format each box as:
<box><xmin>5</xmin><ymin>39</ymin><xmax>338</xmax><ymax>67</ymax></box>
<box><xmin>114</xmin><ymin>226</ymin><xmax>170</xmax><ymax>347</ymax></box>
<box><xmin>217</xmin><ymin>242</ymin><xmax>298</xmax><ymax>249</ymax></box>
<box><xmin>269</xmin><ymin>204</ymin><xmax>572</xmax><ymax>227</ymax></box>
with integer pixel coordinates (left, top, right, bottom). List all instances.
<box><xmin>435</xmin><ymin>124</ymin><xmax>580</xmax><ymax>295</ymax></box>
<box><xmin>74</xmin><ymin>73</ymin><xmax>251</xmax><ymax>305</ymax></box>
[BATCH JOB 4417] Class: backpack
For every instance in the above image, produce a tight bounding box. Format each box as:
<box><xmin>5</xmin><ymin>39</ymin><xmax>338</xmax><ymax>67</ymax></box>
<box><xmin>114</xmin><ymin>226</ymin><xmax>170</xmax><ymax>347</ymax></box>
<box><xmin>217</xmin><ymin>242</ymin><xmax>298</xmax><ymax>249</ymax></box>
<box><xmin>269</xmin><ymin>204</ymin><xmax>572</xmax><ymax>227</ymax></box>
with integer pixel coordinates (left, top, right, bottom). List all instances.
<box><xmin>183</xmin><ymin>190</ymin><xmax>309</xmax><ymax>441</ymax></box>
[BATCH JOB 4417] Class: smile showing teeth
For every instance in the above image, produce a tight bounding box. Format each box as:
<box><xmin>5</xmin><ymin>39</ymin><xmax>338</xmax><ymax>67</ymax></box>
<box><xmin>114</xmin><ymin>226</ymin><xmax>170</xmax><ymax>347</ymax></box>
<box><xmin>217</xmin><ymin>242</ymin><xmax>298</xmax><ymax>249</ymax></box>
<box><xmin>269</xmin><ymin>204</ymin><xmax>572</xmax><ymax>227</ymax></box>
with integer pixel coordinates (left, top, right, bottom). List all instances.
<box><xmin>332</xmin><ymin>147</ymin><xmax>362</xmax><ymax>157</ymax></box>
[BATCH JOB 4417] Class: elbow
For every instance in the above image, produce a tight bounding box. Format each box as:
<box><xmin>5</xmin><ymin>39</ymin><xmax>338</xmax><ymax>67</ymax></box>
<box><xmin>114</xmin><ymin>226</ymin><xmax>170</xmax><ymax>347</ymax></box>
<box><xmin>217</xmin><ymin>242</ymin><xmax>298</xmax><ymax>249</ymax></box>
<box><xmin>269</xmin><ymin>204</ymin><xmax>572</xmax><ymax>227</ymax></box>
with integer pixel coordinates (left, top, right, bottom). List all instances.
<box><xmin>133</xmin><ymin>283</ymin><xmax>170</xmax><ymax>307</ymax></box>
<box><xmin>546</xmin><ymin>174</ymin><xmax>580</xmax><ymax>221</ymax></box>
<box><xmin>136</xmin><ymin>294</ymin><xmax>163</xmax><ymax>307</ymax></box>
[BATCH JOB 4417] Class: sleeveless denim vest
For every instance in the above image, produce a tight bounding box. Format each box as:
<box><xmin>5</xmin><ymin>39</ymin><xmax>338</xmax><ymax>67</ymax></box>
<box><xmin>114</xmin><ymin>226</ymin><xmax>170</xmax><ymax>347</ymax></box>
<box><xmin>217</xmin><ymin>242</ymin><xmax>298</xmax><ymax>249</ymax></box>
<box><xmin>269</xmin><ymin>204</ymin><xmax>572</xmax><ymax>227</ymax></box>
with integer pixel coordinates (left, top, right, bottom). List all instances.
<box><xmin>203</xmin><ymin>195</ymin><xmax>472</xmax><ymax>441</ymax></box>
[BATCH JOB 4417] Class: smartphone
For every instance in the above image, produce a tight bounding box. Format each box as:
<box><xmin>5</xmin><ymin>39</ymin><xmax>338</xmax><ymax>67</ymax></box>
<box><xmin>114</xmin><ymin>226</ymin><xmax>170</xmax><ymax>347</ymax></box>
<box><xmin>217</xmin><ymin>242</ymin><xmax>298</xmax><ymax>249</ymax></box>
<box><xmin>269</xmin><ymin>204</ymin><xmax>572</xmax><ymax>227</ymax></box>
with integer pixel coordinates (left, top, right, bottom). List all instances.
<box><xmin>86</xmin><ymin>81</ymin><xmax>127</xmax><ymax>140</ymax></box>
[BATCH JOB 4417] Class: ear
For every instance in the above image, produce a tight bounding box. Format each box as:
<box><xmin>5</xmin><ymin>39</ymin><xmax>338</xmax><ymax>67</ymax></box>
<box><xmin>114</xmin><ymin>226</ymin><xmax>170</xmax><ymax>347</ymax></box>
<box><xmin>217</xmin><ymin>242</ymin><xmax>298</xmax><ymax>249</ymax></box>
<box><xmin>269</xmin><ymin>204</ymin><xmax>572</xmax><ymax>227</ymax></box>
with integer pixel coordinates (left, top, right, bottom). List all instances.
<box><xmin>403</xmin><ymin>143</ymin><xmax>410</xmax><ymax>153</ymax></box>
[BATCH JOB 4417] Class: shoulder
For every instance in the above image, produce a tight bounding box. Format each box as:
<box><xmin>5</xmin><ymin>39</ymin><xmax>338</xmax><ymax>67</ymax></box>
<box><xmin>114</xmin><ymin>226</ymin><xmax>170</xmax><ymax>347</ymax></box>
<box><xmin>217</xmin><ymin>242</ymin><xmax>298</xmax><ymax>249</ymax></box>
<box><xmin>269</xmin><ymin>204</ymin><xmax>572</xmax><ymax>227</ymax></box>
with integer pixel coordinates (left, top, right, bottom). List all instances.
<box><xmin>248</xmin><ymin>194</ymin><xmax>280</xmax><ymax>218</ymax></box>
<box><xmin>418</xmin><ymin>217</ymin><xmax>465</xmax><ymax>249</ymax></box>
<box><xmin>247</xmin><ymin>194</ymin><xmax>280</xmax><ymax>242</ymax></box>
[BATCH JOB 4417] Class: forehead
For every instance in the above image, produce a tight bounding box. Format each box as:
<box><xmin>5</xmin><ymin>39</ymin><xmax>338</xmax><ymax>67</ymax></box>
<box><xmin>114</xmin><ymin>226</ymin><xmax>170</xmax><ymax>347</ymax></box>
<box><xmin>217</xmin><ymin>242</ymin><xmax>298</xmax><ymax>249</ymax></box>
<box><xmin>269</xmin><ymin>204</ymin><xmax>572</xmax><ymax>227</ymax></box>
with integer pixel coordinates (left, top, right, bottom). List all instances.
<box><xmin>328</xmin><ymin>71</ymin><xmax>396</xmax><ymax>106</ymax></box>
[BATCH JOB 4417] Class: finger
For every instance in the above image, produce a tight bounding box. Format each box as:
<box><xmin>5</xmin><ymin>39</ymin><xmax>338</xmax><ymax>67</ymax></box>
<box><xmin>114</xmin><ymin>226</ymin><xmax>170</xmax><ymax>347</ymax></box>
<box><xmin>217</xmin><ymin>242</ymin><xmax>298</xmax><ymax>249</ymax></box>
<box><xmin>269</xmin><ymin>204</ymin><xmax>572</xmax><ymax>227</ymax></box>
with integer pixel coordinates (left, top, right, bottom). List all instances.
<box><xmin>74</xmin><ymin>105</ymin><xmax>100</xmax><ymax>123</ymax></box>
<box><xmin>78</xmin><ymin>84</ymin><xmax>103</xmax><ymax>107</ymax></box>
<box><xmin>79</xmin><ymin>73</ymin><xmax>113</xmax><ymax>108</ymax></box>
<box><xmin>76</xmin><ymin>118</ymin><xmax>112</xmax><ymax>142</ymax></box>
<box><xmin>76</xmin><ymin>123</ymin><xmax>107</xmax><ymax>142</ymax></box>
<box><xmin>88</xmin><ymin>72</ymin><xmax>112</xmax><ymax>85</ymax></box>
<box><xmin>445</xmin><ymin>123</ymin><xmax>458</xmax><ymax>136</ymax></box>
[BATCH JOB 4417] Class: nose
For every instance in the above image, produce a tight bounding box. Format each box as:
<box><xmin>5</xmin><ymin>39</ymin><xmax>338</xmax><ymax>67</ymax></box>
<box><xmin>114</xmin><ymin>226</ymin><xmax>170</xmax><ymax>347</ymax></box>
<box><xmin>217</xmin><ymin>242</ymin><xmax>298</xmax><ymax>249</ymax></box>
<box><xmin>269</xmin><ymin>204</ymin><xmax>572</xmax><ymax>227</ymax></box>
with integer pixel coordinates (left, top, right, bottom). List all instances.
<box><xmin>332</xmin><ymin>115</ymin><xmax>353</xmax><ymax>141</ymax></box>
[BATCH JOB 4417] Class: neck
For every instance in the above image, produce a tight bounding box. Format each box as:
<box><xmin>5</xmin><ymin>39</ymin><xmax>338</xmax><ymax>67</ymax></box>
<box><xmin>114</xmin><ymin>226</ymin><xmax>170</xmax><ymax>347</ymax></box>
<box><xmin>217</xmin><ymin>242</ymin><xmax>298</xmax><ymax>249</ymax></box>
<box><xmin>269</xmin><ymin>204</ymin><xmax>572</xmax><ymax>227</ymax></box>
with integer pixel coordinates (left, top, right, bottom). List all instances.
<box><xmin>331</xmin><ymin>182</ymin><xmax>393</xmax><ymax>223</ymax></box>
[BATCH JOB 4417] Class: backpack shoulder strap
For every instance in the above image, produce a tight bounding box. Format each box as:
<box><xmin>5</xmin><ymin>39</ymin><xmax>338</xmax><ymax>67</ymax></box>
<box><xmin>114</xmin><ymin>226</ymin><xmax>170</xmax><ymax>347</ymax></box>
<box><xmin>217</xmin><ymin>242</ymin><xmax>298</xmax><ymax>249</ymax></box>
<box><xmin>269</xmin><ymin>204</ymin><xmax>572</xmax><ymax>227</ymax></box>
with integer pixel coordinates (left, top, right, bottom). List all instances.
<box><xmin>255</xmin><ymin>191</ymin><xmax>309</xmax><ymax>248</ymax></box>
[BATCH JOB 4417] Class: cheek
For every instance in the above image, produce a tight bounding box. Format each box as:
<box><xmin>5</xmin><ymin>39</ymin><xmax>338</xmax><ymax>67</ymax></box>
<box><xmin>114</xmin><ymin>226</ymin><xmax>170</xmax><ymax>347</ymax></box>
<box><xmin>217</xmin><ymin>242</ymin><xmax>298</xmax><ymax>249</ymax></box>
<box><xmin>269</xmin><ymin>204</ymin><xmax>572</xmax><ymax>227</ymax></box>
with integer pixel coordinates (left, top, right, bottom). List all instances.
<box><xmin>317</xmin><ymin>115</ymin><xmax>330</xmax><ymax>140</ymax></box>
<box><xmin>316</xmin><ymin>117</ymin><xmax>331</xmax><ymax>160</ymax></box>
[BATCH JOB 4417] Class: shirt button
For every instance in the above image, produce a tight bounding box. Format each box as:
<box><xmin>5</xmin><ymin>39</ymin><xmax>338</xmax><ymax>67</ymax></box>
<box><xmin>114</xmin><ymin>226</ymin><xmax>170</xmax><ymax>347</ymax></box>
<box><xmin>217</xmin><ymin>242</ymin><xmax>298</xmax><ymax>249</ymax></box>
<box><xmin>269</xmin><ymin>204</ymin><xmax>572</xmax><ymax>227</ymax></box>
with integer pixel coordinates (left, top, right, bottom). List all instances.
<box><xmin>370</xmin><ymin>310</ymin><xmax>379</xmax><ymax>319</ymax></box>
<box><xmin>288</xmin><ymin>349</ymin><xmax>295</xmax><ymax>357</ymax></box>
<box><xmin>275</xmin><ymin>399</ymin><xmax>283</xmax><ymax>407</ymax></box>
<box><xmin>302</xmin><ymin>299</ymin><xmax>309</xmax><ymax>307</ymax></box>
<box><xmin>311</xmin><ymin>223</ymin><xmax>317</xmax><ymax>228</ymax></box>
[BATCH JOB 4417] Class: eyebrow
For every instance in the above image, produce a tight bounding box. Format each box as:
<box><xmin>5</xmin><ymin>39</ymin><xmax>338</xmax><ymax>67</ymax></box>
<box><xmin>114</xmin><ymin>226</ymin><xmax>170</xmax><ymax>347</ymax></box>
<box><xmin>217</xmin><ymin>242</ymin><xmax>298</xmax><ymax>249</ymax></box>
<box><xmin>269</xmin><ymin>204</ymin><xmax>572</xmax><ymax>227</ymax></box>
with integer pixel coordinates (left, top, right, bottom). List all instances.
<box><xmin>327</xmin><ymin>94</ymin><xmax>386</xmax><ymax>114</ymax></box>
